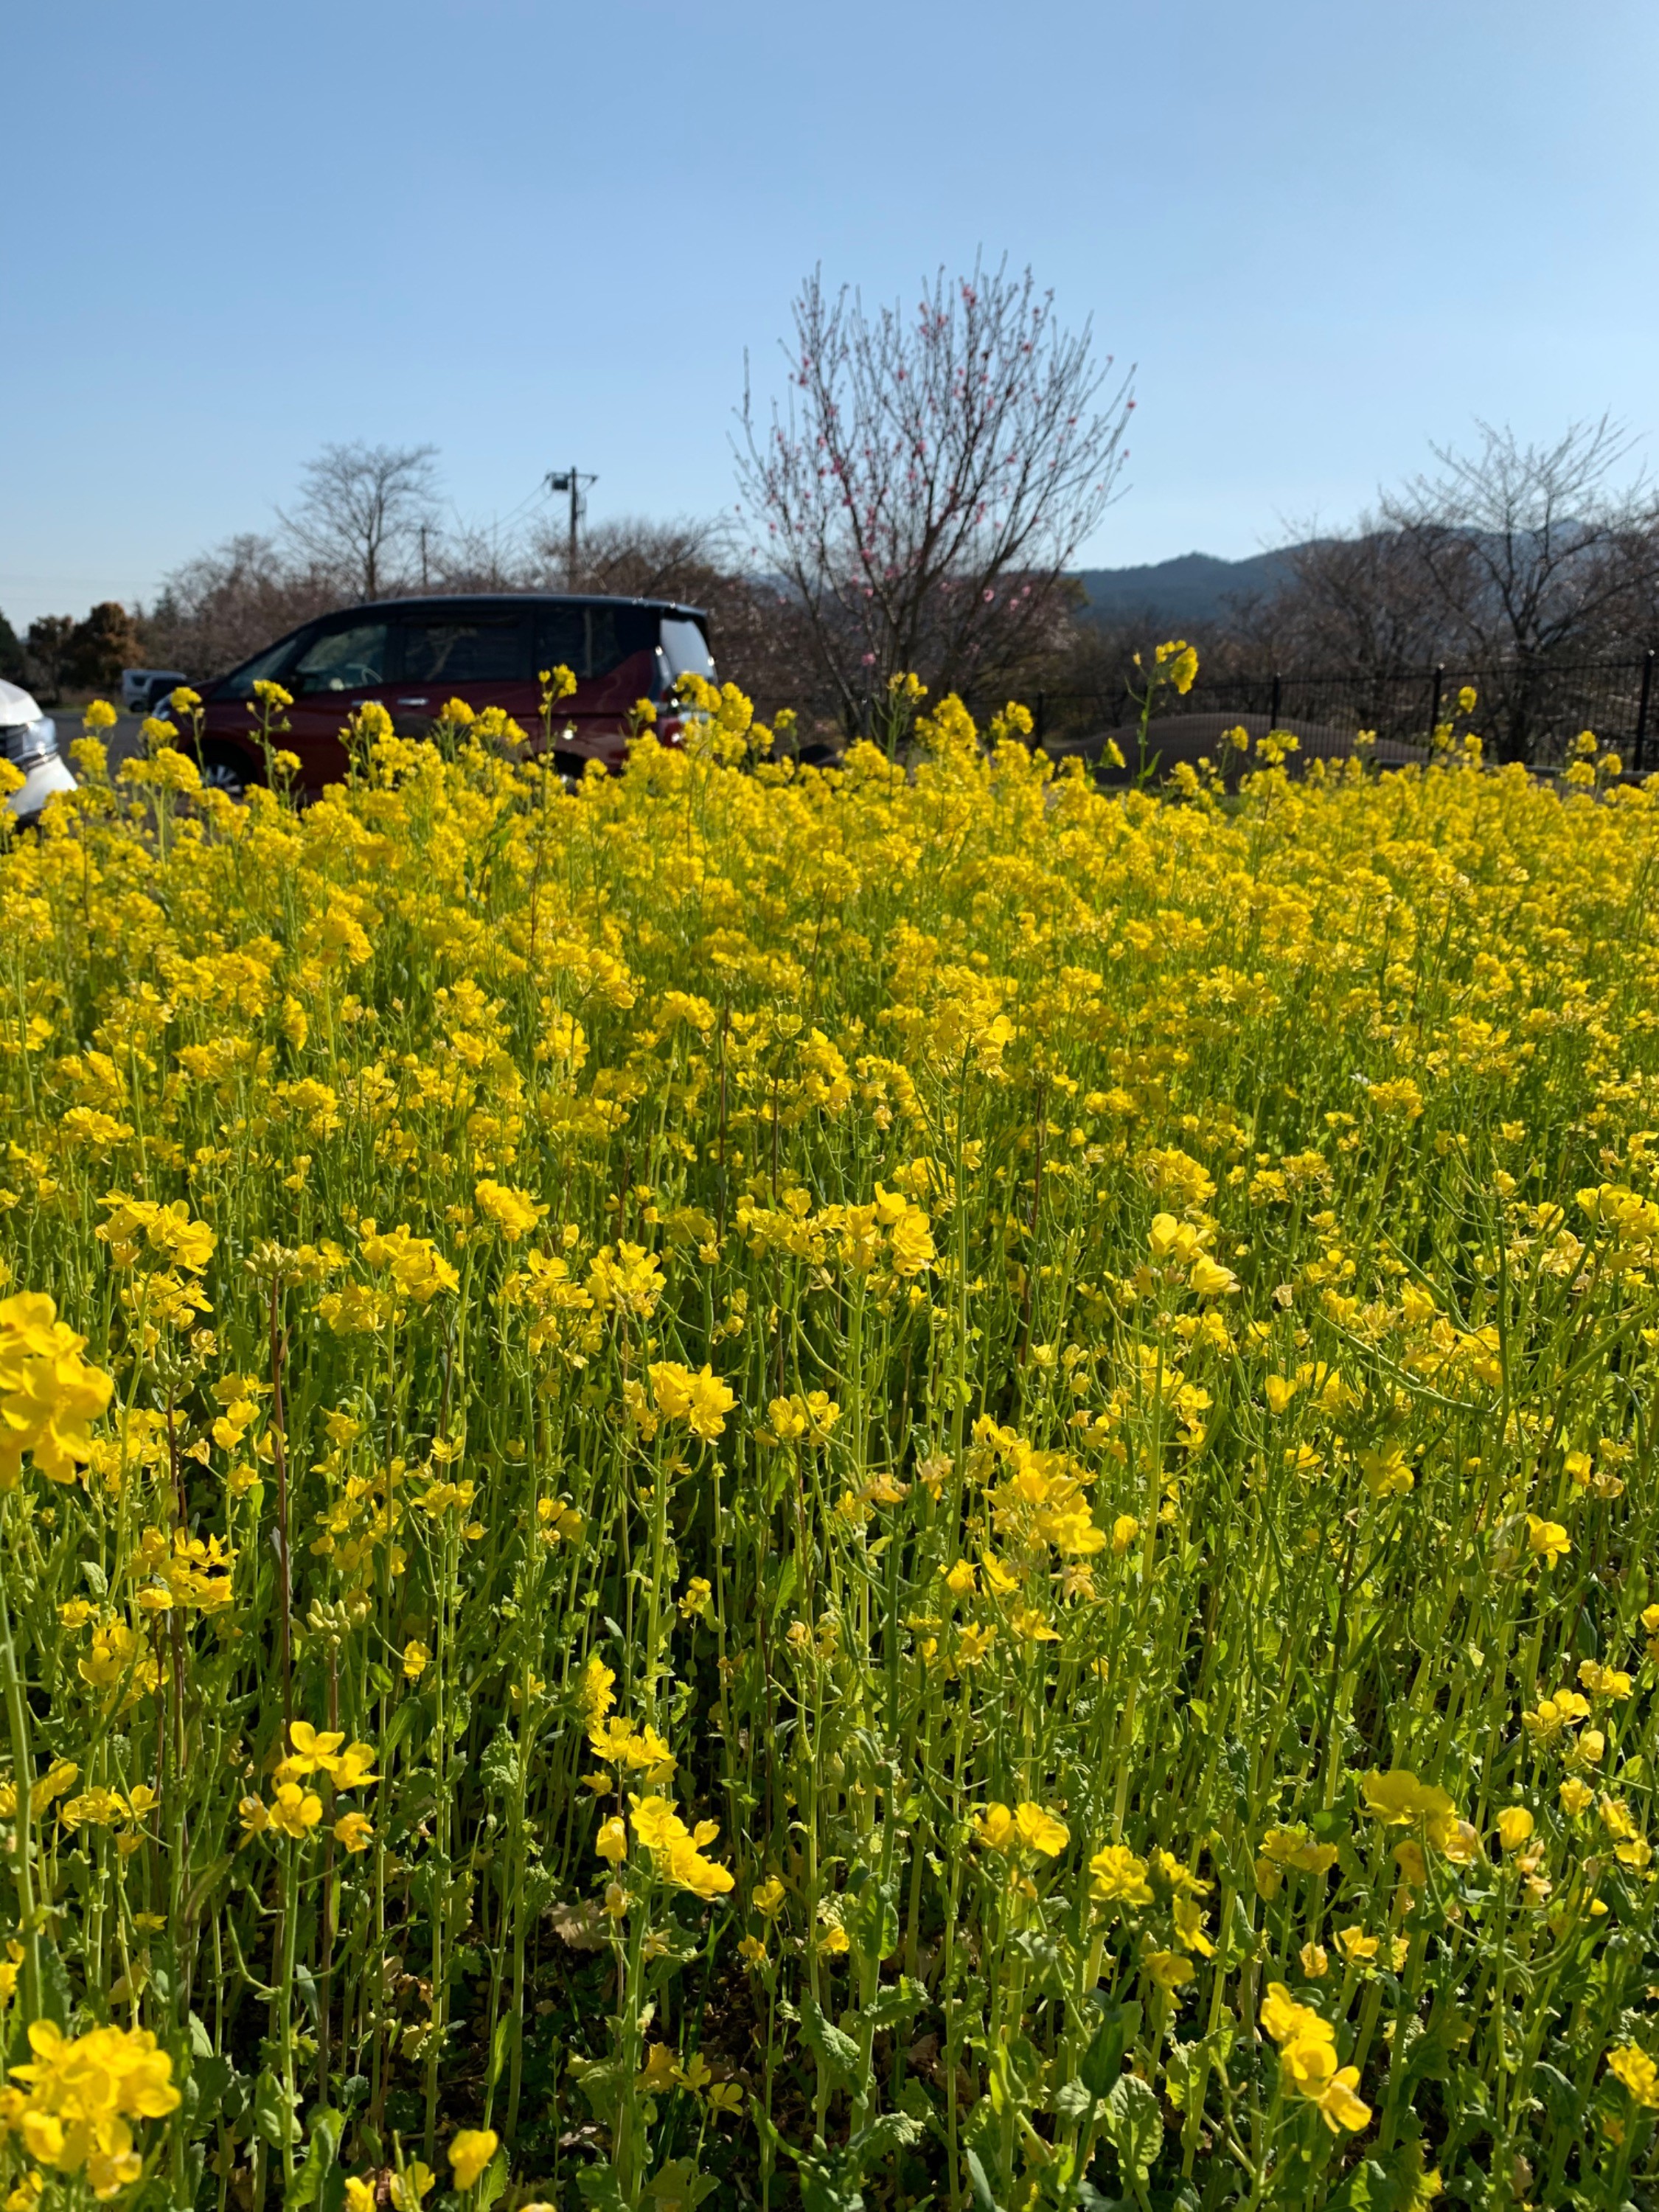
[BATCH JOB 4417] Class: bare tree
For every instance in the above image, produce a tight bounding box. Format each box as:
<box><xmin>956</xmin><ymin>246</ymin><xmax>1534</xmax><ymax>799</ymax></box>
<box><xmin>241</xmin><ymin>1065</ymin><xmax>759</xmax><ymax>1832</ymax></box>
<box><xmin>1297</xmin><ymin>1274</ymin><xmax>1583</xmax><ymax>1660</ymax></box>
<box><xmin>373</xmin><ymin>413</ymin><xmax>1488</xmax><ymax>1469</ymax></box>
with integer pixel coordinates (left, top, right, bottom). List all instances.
<box><xmin>278</xmin><ymin>441</ymin><xmax>441</xmax><ymax>600</ymax></box>
<box><xmin>546</xmin><ymin>513</ymin><xmax>728</xmax><ymax>603</ymax></box>
<box><xmin>736</xmin><ymin>260</ymin><xmax>1133</xmax><ymax>720</ymax></box>
<box><xmin>1230</xmin><ymin>520</ymin><xmax>1473</xmax><ymax>681</ymax></box>
<box><xmin>141</xmin><ymin>534</ymin><xmax>344</xmax><ymax>681</ymax></box>
<box><xmin>433</xmin><ymin>514</ymin><xmax>534</xmax><ymax>594</ymax></box>
<box><xmin>1234</xmin><ymin>421</ymin><xmax>1659</xmax><ymax>758</ymax></box>
<box><xmin>1381</xmin><ymin>418</ymin><xmax>1659</xmax><ymax>673</ymax></box>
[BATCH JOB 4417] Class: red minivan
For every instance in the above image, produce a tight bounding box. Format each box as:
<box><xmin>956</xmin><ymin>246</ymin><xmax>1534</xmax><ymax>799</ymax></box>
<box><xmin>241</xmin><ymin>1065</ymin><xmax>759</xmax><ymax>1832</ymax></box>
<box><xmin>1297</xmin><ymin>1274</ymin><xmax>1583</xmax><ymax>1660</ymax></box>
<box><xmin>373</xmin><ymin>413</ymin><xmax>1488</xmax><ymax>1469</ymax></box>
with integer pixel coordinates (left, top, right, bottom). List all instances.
<box><xmin>187</xmin><ymin>594</ymin><xmax>716</xmax><ymax>798</ymax></box>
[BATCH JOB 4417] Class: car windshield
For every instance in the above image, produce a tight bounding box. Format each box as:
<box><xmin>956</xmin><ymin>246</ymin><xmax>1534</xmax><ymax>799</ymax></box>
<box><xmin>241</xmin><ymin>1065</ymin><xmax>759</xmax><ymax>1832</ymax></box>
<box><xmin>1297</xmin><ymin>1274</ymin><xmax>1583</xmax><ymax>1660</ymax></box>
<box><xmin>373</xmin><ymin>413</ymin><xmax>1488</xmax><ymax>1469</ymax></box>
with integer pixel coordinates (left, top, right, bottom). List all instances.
<box><xmin>218</xmin><ymin>636</ymin><xmax>301</xmax><ymax>699</ymax></box>
<box><xmin>293</xmin><ymin>623</ymin><xmax>389</xmax><ymax>695</ymax></box>
<box><xmin>659</xmin><ymin>617</ymin><xmax>714</xmax><ymax>680</ymax></box>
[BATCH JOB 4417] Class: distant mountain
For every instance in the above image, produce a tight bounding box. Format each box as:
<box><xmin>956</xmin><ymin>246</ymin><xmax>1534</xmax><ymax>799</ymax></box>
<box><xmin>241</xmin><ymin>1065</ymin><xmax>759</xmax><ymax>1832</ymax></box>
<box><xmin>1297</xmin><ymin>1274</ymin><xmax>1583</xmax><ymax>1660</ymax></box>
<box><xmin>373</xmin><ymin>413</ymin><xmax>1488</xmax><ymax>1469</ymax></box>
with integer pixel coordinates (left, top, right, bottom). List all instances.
<box><xmin>1074</xmin><ymin>546</ymin><xmax>1307</xmax><ymax>629</ymax></box>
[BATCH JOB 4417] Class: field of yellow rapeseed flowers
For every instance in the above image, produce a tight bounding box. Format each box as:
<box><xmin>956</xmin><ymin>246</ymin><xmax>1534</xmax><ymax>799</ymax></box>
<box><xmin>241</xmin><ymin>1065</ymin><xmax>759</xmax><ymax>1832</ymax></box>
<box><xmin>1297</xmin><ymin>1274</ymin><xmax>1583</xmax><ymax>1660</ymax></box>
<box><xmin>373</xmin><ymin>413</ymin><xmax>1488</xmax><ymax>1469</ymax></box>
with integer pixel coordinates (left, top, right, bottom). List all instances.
<box><xmin>0</xmin><ymin>672</ymin><xmax>1657</xmax><ymax>2212</ymax></box>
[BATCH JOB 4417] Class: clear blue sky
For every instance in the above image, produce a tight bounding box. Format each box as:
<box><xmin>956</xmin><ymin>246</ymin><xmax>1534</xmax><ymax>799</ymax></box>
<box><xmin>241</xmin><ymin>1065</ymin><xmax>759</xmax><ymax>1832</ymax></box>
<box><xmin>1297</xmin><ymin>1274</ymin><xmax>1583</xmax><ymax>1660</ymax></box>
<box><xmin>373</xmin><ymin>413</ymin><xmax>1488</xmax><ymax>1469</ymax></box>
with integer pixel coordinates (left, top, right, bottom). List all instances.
<box><xmin>4</xmin><ymin>0</ymin><xmax>1655</xmax><ymax>631</ymax></box>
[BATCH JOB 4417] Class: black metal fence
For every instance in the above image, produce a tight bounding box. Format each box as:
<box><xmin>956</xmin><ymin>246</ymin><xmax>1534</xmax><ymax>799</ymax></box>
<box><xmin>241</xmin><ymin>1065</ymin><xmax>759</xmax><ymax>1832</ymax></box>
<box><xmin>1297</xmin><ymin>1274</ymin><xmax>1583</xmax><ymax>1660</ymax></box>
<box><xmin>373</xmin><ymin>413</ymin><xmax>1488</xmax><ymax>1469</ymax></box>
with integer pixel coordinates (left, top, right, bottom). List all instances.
<box><xmin>1018</xmin><ymin>654</ymin><xmax>1658</xmax><ymax>772</ymax></box>
<box><xmin>760</xmin><ymin>653</ymin><xmax>1659</xmax><ymax>773</ymax></box>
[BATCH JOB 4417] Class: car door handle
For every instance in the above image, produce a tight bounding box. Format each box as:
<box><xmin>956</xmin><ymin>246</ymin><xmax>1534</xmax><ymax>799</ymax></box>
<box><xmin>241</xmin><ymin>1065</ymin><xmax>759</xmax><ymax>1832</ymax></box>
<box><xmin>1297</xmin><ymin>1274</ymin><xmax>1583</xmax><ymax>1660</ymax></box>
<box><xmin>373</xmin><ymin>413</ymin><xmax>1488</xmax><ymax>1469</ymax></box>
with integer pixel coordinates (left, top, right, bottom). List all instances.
<box><xmin>397</xmin><ymin>696</ymin><xmax>429</xmax><ymax>706</ymax></box>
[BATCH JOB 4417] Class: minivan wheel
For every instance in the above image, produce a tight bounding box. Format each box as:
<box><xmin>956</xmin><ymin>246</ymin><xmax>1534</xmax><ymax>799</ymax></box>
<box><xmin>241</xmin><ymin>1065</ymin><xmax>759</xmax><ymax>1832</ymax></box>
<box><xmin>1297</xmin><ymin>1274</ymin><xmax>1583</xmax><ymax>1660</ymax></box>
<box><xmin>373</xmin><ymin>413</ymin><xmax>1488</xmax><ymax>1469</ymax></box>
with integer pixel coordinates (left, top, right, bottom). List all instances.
<box><xmin>199</xmin><ymin>744</ymin><xmax>260</xmax><ymax>801</ymax></box>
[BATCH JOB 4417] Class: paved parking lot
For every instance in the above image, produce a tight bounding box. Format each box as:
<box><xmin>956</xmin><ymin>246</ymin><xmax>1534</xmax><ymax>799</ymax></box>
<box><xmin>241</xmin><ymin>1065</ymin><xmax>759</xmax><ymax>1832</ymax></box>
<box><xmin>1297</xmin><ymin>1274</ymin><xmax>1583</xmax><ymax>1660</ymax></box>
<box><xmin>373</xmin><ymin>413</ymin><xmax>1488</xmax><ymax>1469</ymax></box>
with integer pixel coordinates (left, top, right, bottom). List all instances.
<box><xmin>53</xmin><ymin>709</ymin><xmax>153</xmax><ymax>782</ymax></box>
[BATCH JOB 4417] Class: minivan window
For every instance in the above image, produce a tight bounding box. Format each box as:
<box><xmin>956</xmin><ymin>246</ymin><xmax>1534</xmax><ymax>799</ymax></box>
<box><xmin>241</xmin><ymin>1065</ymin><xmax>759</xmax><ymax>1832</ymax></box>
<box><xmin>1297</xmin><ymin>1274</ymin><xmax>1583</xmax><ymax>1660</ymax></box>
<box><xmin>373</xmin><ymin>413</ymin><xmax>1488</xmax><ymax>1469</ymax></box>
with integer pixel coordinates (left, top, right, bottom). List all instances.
<box><xmin>293</xmin><ymin>622</ymin><xmax>389</xmax><ymax>695</ymax></box>
<box><xmin>588</xmin><ymin>605</ymin><xmax>659</xmax><ymax>678</ymax></box>
<box><xmin>535</xmin><ymin>608</ymin><xmax>587</xmax><ymax>678</ymax></box>
<box><xmin>401</xmin><ymin>612</ymin><xmax>528</xmax><ymax>685</ymax></box>
<box><xmin>534</xmin><ymin>605</ymin><xmax>658</xmax><ymax>681</ymax></box>
<box><xmin>218</xmin><ymin>634</ymin><xmax>304</xmax><ymax>699</ymax></box>
<box><xmin>659</xmin><ymin>617</ymin><xmax>714</xmax><ymax>681</ymax></box>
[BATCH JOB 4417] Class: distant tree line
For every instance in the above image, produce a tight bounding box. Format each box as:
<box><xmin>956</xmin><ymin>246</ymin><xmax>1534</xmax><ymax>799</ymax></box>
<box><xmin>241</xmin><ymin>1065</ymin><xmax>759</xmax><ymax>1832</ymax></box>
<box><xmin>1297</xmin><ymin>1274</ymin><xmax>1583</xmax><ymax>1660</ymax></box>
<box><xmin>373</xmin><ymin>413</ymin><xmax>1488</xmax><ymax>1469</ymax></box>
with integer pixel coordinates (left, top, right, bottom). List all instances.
<box><xmin>4</xmin><ymin>442</ymin><xmax>825</xmax><ymax>720</ymax></box>
<box><xmin>1255</xmin><ymin>419</ymin><xmax>1659</xmax><ymax>675</ymax></box>
<box><xmin>6</xmin><ymin>265</ymin><xmax>1134</xmax><ymax>737</ymax></box>
<box><xmin>1046</xmin><ymin>420</ymin><xmax>1659</xmax><ymax>726</ymax></box>
<box><xmin>1</xmin><ymin>602</ymin><xmax>146</xmax><ymax>702</ymax></box>
<box><xmin>7</xmin><ymin>270</ymin><xmax>1654</xmax><ymax>757</ymax></box>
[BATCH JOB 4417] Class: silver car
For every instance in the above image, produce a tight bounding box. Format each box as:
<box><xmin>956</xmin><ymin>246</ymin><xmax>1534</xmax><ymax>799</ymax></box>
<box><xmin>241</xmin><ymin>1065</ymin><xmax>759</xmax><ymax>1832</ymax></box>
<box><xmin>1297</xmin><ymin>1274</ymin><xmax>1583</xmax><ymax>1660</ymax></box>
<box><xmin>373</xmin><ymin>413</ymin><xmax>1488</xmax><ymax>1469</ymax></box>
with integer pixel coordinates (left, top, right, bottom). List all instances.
<box><xmin>0</xmin><ymin>680</ymin><xmax>77</xmax><ymax>824</ymax></box>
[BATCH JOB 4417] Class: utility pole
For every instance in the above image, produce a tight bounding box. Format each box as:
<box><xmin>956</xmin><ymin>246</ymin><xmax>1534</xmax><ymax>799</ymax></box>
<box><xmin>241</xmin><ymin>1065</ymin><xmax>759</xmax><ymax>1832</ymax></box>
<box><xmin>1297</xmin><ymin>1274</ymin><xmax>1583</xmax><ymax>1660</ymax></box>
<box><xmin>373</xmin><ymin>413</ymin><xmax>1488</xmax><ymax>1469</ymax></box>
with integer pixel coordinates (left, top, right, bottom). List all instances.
<box><xmin>419</xmin><ymin>524</ymin><xmax>429</xmax><ymax>589</ymax></box>
<box><xmin>546</xmin><ymin>467</ymin><xmax>597</xmax><ymax>588</ymax></box>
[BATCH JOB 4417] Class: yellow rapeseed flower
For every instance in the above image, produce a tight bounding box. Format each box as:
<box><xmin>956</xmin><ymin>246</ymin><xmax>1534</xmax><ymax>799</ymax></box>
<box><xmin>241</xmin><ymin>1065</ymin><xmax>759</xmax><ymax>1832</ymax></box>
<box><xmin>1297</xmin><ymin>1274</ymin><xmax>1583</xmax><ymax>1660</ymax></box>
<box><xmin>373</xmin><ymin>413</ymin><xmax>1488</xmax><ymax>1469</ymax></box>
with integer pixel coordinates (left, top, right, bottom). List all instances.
<box><xmin>1607</xmin><ymin>2045</ymin><xmax>1659</xmax><ymax>2107</ymax></box>
<box><xmin>448</xmin><ymin>2130</ymin><xmax>498</xmax><ymax>2191</ymax></box>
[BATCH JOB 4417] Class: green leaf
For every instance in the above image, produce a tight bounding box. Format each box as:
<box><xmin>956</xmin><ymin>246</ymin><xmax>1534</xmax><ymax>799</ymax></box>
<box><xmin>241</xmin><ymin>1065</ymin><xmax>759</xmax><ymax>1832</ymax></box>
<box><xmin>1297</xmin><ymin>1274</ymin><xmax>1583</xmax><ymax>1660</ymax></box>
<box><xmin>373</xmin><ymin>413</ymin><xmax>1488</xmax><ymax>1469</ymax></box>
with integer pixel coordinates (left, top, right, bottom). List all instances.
<box><xmin>794</xmin><ymin>2153</ymin><xmax>865</xmax><ymax>2212</ymax></box>
<box><xmin>852</xmin><ymin>2112</ymin><xmax>922</xmax><ymax>2156</ymax></box>
<box><xmin>646</xmin><ymin>2157</ymin><xmax>719</xmax><ymax>2208</ymax></box>
<box><xmin>1051</xmin><ymin>2079</ymin><xmax>1093</xmax><ymax>2122</ymax></box>
<box><xmin>771</xmin><ymin>1552</ymin><xmax>799</xmax><ymax>1624</ymax></box>
<box><xmin>574</xmin><ymin>2165</ymin><xmax>628</xmax><ymax>2211</ymax></box>
<box><xmin>220</xmin><ymin>2070</ymin><xmax>253</xmax><ymax>2129</ymax></box>
<box><xmin>1162</xmin><ymin>2037</ymin><xmax>1193</xmax><ymax>2111</ymax></box>
<box><xmin>476</xmin><ymin>2149</ymin><xmax>509</xmax><ymax>2211</ymax></box>
<box><xmin>964</xmin><ymin>2149</ymin><xmax>1003</xmax><ymax>2212</ymax></box>
<box><xmin>187</xmin><ymin>2055</ymin><xmax>235</xmax><ymax>2131</ymax></box>
<box><xmin>1103</xmin><ymin>2074</ymin><xmax>1162</xmax><ymax>2187</ymax></box>
<box><xmin>58</xmin><ymin>1849</ymin><xmax>94</xmax><ymax>1902</ymax></box>
<box><xmin>1326</xmin><ymin>2143</ymin><xmax>1450</xmax><ymax>2212</ymax></box>
<box><xmin>790</xmin><ymin>2115</ymin><xmax>922</xmax><ymax>2212</ymax></box>
<box><xmin>1006</xmin><ymin>1930</ymin><xmax>1066</xmax><ymax>1995</ymax></box>
<box><xmin>183</xmin><ymin>1854</ymin><xmax>234</xmax><ymax>1924</ymax></box>
<box><xmin>844</xmin><ymin>1871</ymin><xmax>900</xmax><ymax>1968</ymax></box>
<box><xmin>1323</xmin><ymin>2163</ymin><xmax>1380</xmax><ymax>2212</ymax></box>
<box><xmin>862</xmin><ymin>1974</ymin><xmax>924</xmax><ymax>2029</ymax></box>
<box><xmin>381</xmin><ymin>1697</ymin><xmax>423</xmax><ymax>1762</ymax></box>
<box><xmin>1532</xmin><ymin>2060</ymin><xmax>1578</xmax><ymax>2128</ymax></box>
<box><xmin>1218</xmin><ymin>1893</ymin><xmax>1255</xmax><ymax>1970</ymax></box>
<box><xmin>252</xmin><ymin>2069</ymin><xmax>301</xmax><ymax>2150</ymax></box>
<box><xmin>1397</xmin><ymin>2017</ymin><xmax>1455</xmax><ymax>2096</ymax></box>
<box><xmin>800</xmin><ymin>1995</ymin><xmax>863</xmax><ymax>2089</ymax></box>
<box><xmin>480</xmin><ymin>1725</ymin><xmax>521</xmax><ymax>1796</ymax></box>
<box><xmin>487</xmin><ymin>2010</ymin><xmax>517</xmax><ymax>2090</ymax></box>
<box><xmin>1080</xmin><ymin>2001</ymin><xmax>1141</xmax><ymax>2099</ymax></box>
<box><xmin>286</xmin><ymin>2104</ymin><xmax>344</xmax><ymax>2208</ymax></box>
<box><xmin>38</xmin><ymin>1938</ymin><xmax>71</xmax><ymax>2030</ymax></box>
<box><xmin>987</xmin><ymin>2045</ymin><xmax>1020</xmax><ymax>2118</ymax></box>
<box><xmin>566</xmin><ymin>2053</ymin><xmax>625</xmax><ymax>2126</ymax></box>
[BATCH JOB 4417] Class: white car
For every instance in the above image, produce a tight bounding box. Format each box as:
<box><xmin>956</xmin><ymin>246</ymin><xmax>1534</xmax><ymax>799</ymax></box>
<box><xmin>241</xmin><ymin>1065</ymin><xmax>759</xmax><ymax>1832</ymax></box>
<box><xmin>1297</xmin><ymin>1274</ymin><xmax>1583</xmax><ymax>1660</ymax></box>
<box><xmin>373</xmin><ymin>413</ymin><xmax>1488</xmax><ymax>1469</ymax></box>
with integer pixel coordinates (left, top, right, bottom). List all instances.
<box><xmin>0</xmin><ymin>680</ymin><xmax>77</xmax><ymax>824</ymax></box>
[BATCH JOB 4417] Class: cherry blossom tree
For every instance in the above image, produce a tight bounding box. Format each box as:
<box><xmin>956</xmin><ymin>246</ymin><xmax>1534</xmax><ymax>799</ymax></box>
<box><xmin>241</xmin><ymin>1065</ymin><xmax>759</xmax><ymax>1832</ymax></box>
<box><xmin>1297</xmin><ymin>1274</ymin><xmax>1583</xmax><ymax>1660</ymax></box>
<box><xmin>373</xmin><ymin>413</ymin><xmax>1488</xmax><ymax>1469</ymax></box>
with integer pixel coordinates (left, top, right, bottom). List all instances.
<box><xmin>737</xmin><ymin>260</ymin><xmax>1133</xmax><ymax>723</ymax></box>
